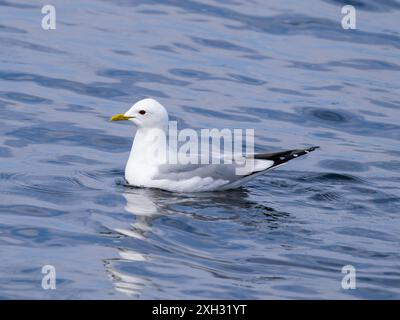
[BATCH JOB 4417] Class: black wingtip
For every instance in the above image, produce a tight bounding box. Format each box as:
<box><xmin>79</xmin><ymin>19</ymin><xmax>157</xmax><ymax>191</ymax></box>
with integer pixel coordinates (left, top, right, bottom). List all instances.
<box><xmin>306</xmin><ymin>146</ymin><xmax>320</xmax><ymax>152</ymax></box>
<box><xmin>253</xmin><ymin>145</ymin><xmax>320</xmax><ymax>168</ymax></box>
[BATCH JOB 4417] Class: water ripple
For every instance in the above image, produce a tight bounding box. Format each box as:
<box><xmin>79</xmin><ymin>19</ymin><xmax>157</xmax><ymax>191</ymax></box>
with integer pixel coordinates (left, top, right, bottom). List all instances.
<box><xmin>1</xmin><ymin>0</ymin><xmax>399</xmax><ymax>299</ymax></box>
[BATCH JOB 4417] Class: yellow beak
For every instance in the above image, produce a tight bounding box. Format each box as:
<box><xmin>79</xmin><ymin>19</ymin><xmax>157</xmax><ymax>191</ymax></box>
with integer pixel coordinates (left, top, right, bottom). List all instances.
<box><xmin>110</xmin><ymin>114</ymin><xmax>134</xmax><ymax>121</ymax></box>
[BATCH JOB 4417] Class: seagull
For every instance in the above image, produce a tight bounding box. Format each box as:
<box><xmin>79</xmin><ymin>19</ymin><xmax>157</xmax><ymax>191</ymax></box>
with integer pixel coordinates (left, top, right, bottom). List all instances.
<box><xmin>111</xmin><ymin>98</ymin><xmax>319</xmax><ymax>192</ymax></box>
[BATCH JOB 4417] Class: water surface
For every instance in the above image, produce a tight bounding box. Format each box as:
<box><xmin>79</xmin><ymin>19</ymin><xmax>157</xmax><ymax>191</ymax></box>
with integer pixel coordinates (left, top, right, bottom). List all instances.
<box><xmin>0</xmin><ymin>0</ymin><xmax>399</xmax><ymax>299</ymax></box>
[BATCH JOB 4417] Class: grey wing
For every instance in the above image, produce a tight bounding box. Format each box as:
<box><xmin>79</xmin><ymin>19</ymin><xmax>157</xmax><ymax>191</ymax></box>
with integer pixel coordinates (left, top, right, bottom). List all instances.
<box><xmin>155</xmin><ymin>146</ymin><xmax>320</xmax><ymax>181</ymax></box>
<box><xmin>155</xmin><ymin>162</ymin><xmax>244</xmax><ymax>183</ymax></box>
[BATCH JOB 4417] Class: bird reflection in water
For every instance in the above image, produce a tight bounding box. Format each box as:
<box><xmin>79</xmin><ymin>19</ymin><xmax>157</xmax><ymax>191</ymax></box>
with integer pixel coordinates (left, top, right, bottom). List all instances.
<box><xmin>105</xmin><ymin>186</ymin><xmax>291</xmax><ymax>297</ymax></box>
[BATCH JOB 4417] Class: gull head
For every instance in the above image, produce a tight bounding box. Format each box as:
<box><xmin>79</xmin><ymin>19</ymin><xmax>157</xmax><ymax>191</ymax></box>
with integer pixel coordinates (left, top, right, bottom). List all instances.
<box><xmin>111</xmin><ymin>98</ymin><xmax>169</xmax><ymax>130</ymax></box>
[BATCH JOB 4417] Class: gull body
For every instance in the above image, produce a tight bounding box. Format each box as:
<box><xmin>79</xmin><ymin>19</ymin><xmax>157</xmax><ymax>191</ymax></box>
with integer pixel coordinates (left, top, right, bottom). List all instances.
<box><xmin>111</xmin><ymin>98</ymin><xmax>318</xmax><ymax>192</ymax></box>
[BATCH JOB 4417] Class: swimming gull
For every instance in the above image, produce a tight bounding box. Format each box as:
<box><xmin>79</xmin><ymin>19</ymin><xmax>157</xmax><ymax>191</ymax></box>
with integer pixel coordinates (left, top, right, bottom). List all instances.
<box><xmin>111</xmin><ymin>98</ymin><xmax>319</xmax><ymax>192</ymax></box>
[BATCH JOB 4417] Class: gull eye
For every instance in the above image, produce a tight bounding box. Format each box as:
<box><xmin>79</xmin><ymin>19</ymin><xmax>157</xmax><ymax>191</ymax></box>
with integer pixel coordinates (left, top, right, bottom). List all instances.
<box><xmin>139</xmin><ymin>110</ymin><xmax>146</xmax><ymax>115</ymax></box>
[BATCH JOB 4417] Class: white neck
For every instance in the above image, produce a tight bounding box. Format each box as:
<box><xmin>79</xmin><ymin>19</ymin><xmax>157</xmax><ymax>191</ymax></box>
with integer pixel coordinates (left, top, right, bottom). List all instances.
<box><xmin>128</xmin><ymin>127</ymin><xmax>168</xmax><ymax>166</ymax></box>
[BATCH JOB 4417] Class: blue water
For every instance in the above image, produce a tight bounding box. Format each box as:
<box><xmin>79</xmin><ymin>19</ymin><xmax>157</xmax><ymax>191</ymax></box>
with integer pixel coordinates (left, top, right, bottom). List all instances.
<box><xmin>1</xmin><ymin>0</ymin><xmax>399</xmax><ymax>299</ymax></box>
